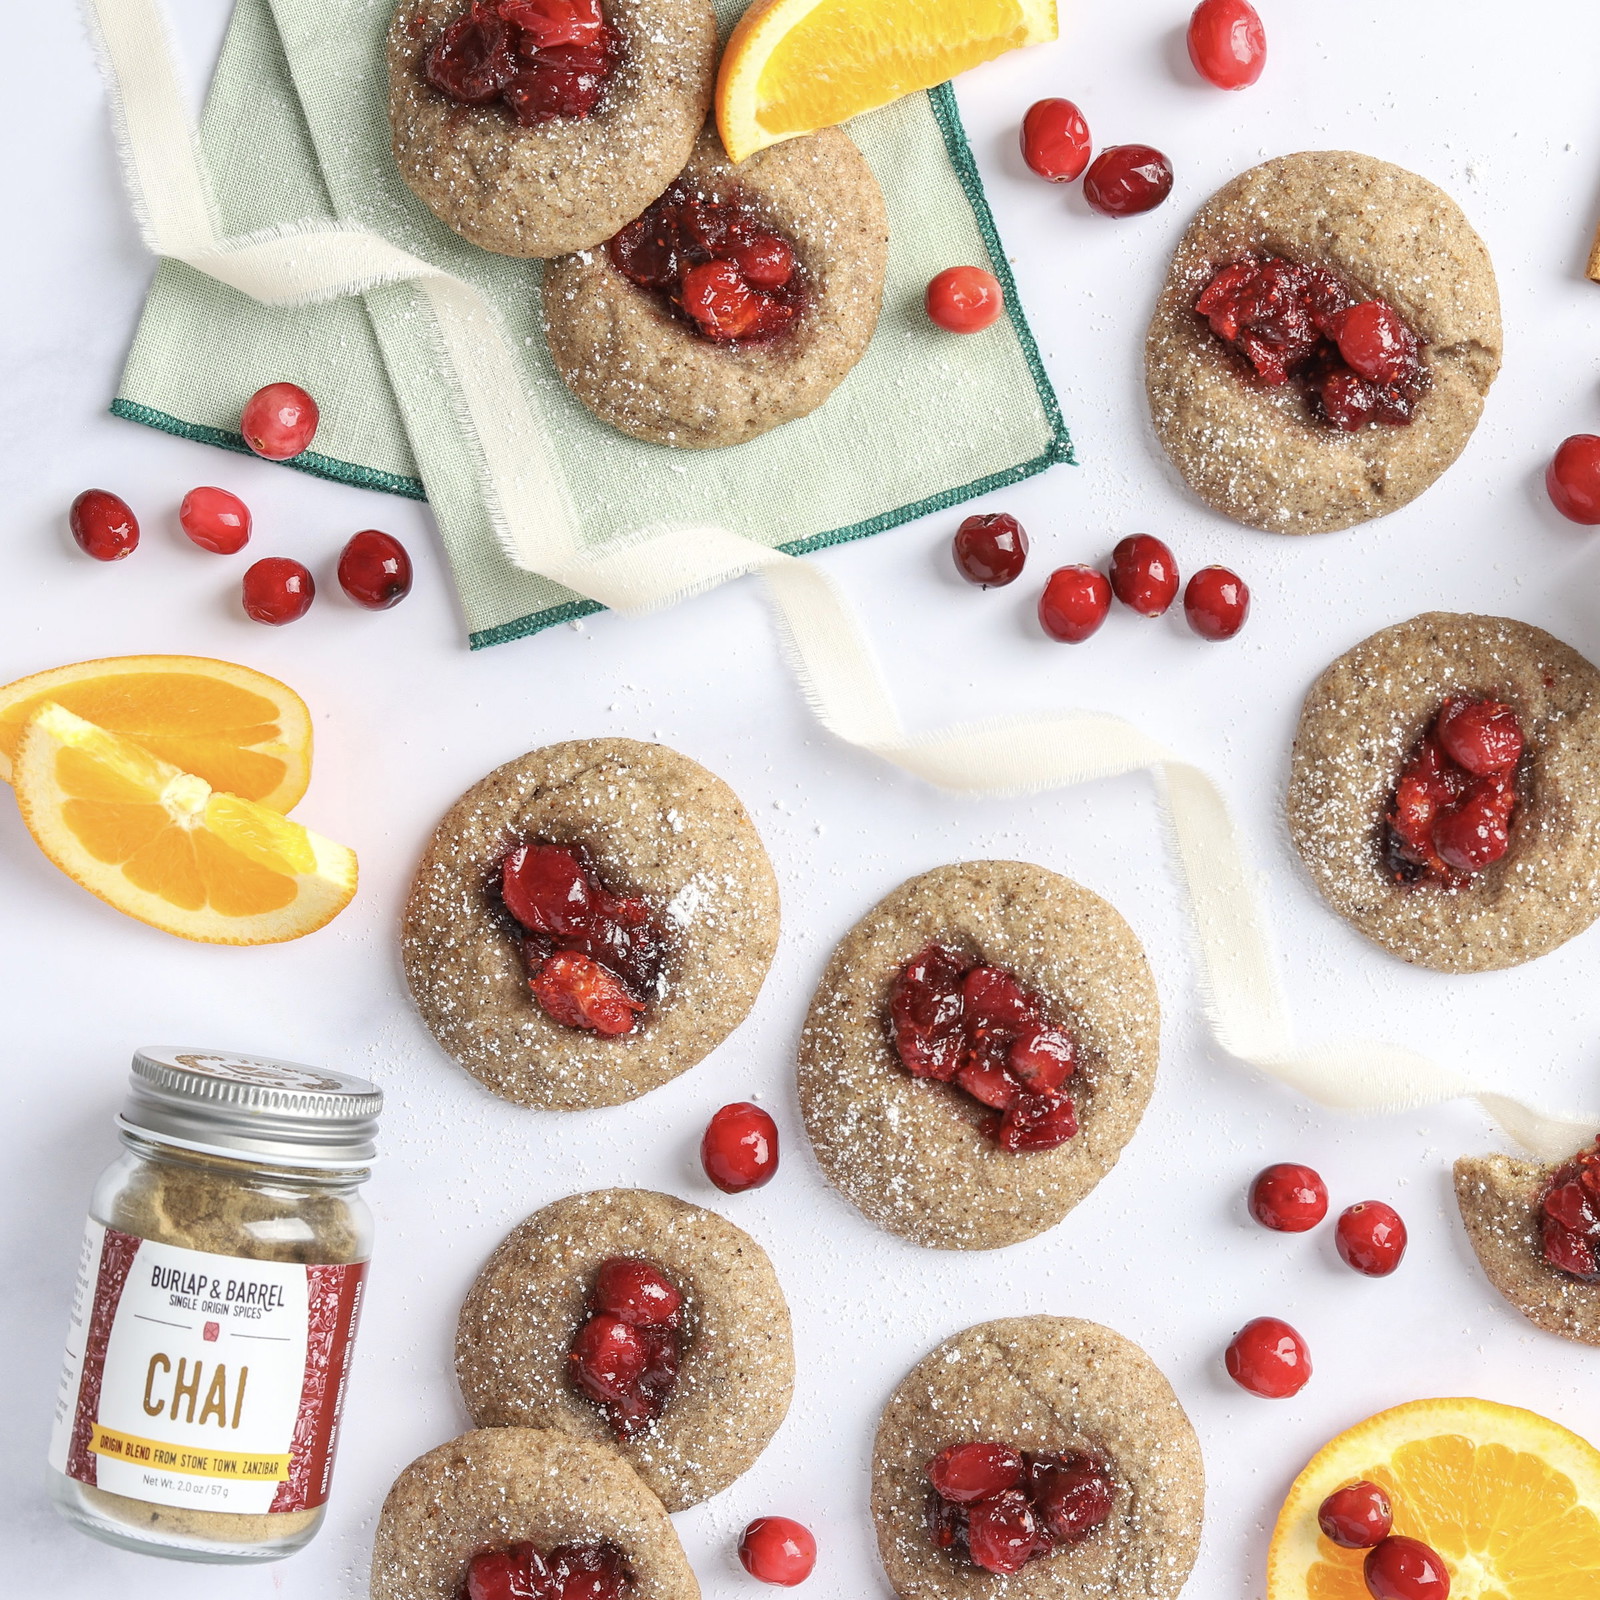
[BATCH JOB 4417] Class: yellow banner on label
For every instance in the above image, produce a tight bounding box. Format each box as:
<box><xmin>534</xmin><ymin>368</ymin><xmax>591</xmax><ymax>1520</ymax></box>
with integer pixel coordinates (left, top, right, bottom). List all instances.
<box><xmin>89</xmin><ymin>1424</ymin><xmax>290</xmax><ymax>1482</ymax></box>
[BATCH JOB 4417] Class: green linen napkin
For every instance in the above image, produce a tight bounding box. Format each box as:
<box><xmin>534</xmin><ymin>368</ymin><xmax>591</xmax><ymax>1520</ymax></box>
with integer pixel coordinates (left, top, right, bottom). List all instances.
<box><xmin>114</xmin><ymin>0</ymin><xmax>1072</xmax><ymax>647</ymax></box>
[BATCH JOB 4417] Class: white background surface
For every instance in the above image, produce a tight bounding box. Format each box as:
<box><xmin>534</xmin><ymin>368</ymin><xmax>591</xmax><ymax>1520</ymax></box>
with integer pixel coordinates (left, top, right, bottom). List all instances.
<box><xmin>5</xmin><ymin>2</ymin><xmax>1600</xmax><ymax>1597</ymax></box>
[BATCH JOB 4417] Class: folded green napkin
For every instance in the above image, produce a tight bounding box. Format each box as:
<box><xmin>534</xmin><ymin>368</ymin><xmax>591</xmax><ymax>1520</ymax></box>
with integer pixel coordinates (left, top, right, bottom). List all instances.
<box><xmin>115</xmin><ymin>0</ymin><xmax>1071</xmax><ymax>647</ymax></box>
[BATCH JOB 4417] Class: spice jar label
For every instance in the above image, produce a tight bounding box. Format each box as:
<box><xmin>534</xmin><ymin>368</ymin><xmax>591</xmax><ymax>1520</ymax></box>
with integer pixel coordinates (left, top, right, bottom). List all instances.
<box><xmin>48</xmin><ymin>1221</ymin><xmax>367</xmax><ymax>1516</ymax></box>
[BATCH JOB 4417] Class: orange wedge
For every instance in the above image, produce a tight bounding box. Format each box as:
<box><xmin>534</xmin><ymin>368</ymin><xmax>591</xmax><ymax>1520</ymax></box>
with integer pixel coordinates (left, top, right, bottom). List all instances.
<box><xmin>1268</xmin><ymin>1398</ymin><xmax>1600</xmax><ymax>1600</ymax></box>
<box><xmin>717</xmin><ymin>0</ymin><xmax>1058</xmax><ymax>164</ymax></box>
<box><xmin>0</xmin><ymin>655</ymin><xmax>311</xmax><ymax>811</ymax></box>
<box><xmin>13</xmin><ymin>702</ymin><xmax>355</xmax><ymax>945</ymax></box>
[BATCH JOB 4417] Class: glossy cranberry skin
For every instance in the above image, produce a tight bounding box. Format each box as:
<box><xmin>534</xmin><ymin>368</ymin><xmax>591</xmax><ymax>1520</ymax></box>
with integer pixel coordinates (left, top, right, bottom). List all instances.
<box><xmin>591</xmin><ymin>1258</ymin><xmax>681</xmax><ymax>1327</ymax></box>
<box><xmin>1082</xmin><ymin>145</ymin><xmax>1173</xmax><ymax>217</ymax></box>
<box><xmin>1183</xmin><ymin>565</ymin><xmax>1249</xmax><ymax>640</ymax></box>
<box><xmin>338</xmin><ymin>528</ymin><xmax>413</xmax><ymax>609</ymax></box>
<box><xmin>1109</xmin><ymin>534</ymin><xmax>1179</xmax><ymax>617</ymax></box>
<box><xmin>1224</xmin><ymin>1316</ymin><xmax>1311</xmax><ymax>1398</ymax></box>
<box><xmin>1038</xmin><ymin>565</ymin><xmax>1111</xmax><ymax>643</ymax></box>
<box><xmin>926</xmin><ymin>266</ymin><xmax>1005</xmax><ymax>333</ymax></box>
<box><xmin>1364</xmin><ymin>1536</ymin><xmax>1452</xmax><ymax>1600</ymax></box>
<box><xmin>178</xmin><ymin>486</ymin><xmax>251</xmax><ymax>554</ymax></box>
<box><xmin>1020</xmin><ymin>98</ymin><xmax>1092</xmax><ymax>182</ymax></box>
<box><xmin>241</xmin><ymin>381</ymin><xmax>319</xmax><ymax>461</ymax></box>
<box><xmin>241</xmin><ymin>557</ymin><xmax>315</xmax><ymax>624</ymax></box>
<box><xmin>701</xmin><ymin>1101</ymin><xmax>779</xmax><ymax>1193</ymax></box>
<box><xmin>1547</xmin><ymin>434</ymin><xmax>1600</xmax><ymax>524</ymax></box>
<box><xmin>1317</xmin><ymin>1480</ymin><xmax>1394</xmax><ymax>1549</ymax></box>
<box><xmin>1336</xmin><ymin>1201</ymin><xmax>1408</xmax><ymax>1277</ymax></box>
<box><xmin>1187</xmin><ymin>0</ymin><xmax>1266</xmax><ymax>90</ymax></box>
<box><xmin>69</xmin><ymin>489</ymin><xmax>140</xmax><ymax>561</ymax></box>
<box><xmin>1435</xmin><ymin>697</ymin><xmax>1523</xmax><ymax>777</ymax></box>
<box><xmin>953</xmin><ymin>513</ymin><xmax>1029</xmax><ymax>586</ymax></box>
<box><xmin>738</xmin><ymin>1517</ymin><xmax>817</xmax><ymax>1586</ymax></box>
<box><xmin>1249</xmin><ymin>1163</ymin><xmax>1329</xmax><ymax>1233</ymax></box>
<box><xmin>964</xmin><ymin>1489</ymin><xmax>1041</xmax><ymax>1575</ymax></box>
<box><xmin>927</xmin><ymin>1442</ymin><xmax>1025</xmax><ymax>1504</ymax></box>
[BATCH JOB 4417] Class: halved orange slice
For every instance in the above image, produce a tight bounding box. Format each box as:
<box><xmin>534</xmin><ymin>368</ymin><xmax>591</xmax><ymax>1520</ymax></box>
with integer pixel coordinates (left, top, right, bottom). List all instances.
<box><xmin>0</xmin><ymin>655</ymin><xmax>311</xmax><ymax>811</ymax></box>
<box><xmin>13</xmin><ymin>702</ymin><xmax>355</xmax><ymax>945</ymax></box>
<box><xmin>717</xmin><ymin>0</ymin><xmax>1058</xmax><ymax>165</ymax></box>
<box><xmin>1268</xmin><ymin>1397</ymin><xmax>1600</xmax><ymax>1599</ymax></box>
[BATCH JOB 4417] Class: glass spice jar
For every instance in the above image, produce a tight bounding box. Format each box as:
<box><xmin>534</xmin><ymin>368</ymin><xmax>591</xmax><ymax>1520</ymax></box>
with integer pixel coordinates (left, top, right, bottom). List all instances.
<box><xmin>47</xmin><ymin>1047</ymin><xmax>381</xmax><ymax>1563</ymax></box>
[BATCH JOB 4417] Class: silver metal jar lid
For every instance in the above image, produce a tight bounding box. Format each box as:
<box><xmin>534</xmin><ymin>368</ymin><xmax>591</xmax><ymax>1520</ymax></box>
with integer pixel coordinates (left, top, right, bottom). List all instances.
<box><xmin>120</xmin><ymin>1047</ymin><xmax>383</xmax><ymax>1169</ymax></box>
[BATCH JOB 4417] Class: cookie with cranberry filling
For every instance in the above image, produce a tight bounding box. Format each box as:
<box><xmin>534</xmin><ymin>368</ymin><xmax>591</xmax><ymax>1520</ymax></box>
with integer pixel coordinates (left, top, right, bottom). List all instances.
<box><xmin>872</xmin><ymin>1317</ymin><xmax>1203</xmax><ymax>1600</ymax></box>
<box><xmin>1287</xmin><ymin>613</ymin><xmax>1600</xmax><ymax>974</ymax></box>
<box><xmin>797</xmin><ymin>862</ymin><xmax>1160</xmax><ymax>1251</ymax></box>
<box><xmin>402</xmin><ymin>739</ymin><xmax>779</xmax><ymax>1109</ymax></box>
<box><xmin>455</xmin><ymin>1188</ymin><xmax>793</xmax><ymax>1511</ymax></box>
<box><xmin>543</xmin><ymin>123</ymin><xmax>889</xmax><ymax>448</ymax></box>
<box><xmin>1146</xmin><ymin>151</ymin><xmax>1501</xmax><ymax>535</ymax></box>
<box><xmin>387</xmin><ymin>0</ymin><xmax>717</xmax><ymax>258</ymax></box>
<box><xmin>370</xmin><ymin>1426</ymin><xmax>699</xmax><ymax>1600</ymax></box>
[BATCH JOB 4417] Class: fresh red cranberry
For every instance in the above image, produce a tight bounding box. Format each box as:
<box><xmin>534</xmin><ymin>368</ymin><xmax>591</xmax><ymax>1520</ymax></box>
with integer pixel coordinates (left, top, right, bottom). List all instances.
<box><xmin>738</xmin><ymin>1517</ymin><xmax>816</xmax><ymax>1586</ymax></box>
<box><xmin>1224</xmin><ymin>1316</ymin><xmax>1311</xmax><ymax>1398</ymax></box>
<box><xmin>963</xmin><ymin>1489</ymin><xmax>1041</xmax><ymax>1575</ymax></box>
<box><xmin>1038</xmin><ymin>564</ymin><xmax>1111</xmax><ymax>642</ymax></box>
<box><xmin>1248</xmin><ymin>1163</ymin><xmax>1329</xmax><ymax>1233</ymax></box>
<box><xmin>338</xmin><ymin>528</ymin><xmax>413</xmax><ymax>609</ymax></box>
<box><xmin>465</xmin><ymin>1542</ymin><xmax>551</xmax><ymax>1600</ymax></box>
<box><xmin>69</xmin><ymin>489</ymin><xmax>140</xmax><ymax>561</ymax></box>
<box><xmin>568</xmin><ymin>1312</ymin><xmax>648</xmax><ymax>1408</ymax></box>
<box><xmin>1082</xmin><ymin>145</ymin><xmax>1173</xmax><ymax>217</ymax></box>
<box><xmin>1547</xmin><ymin>435</ymin><xmax>1600</xmax><ymax>524</ymax></box>
<box><xmin>1364</xmin><ymin>1536</ymin><xmax>1451</xmax><ymax>1600</ymax></box>
<box><xmin>1333</xmin><ymin>302</ymin><xmax>1421</xmax><ymax>386</ymax></box>
<box><xmin>1183</xmin><ymin>566</ymin><xmax>1249</xmax><ymax>640</ymax></box>
<box><xmin>1318</xmin><ymin>1481</ymin><xmax>1394</xmax><ymax>1549</ymax></box>
<box><xmin>1435</xmin><ymin>697</ymin><xmax>1523</xmax><ymax>777</ymax></box>
<box><xmin>927</xmin><ymin>1443</ymin><xmax>1025</xmax><ymax>1504</ymax></box>
<box><xmin>1028</xmin><ymin>1452</ymin><xmax>1114</xmax><ymax>1543</ymax></box>
<box><xmin>1335</xmin><ymin>1201</ymin><xmax>1408</xmax><ymax>1277</ymax></box>
<box><xmin>1020</xmin><ymin>98</ymin><xmax>1092</xmax><ymax>182</ymax></box>
<box><xmin>1187</xmin><ymin>0</ymin><xmax>1266</xmax><ymax>89</ymax></box>
<box><xmin>926</xmin><ymin>266</ymin><xmax>1004</xmax><ymax>334</ymax></box>
<box><xmin>1109</xmin><ymin>534</ymin><xmax>1179</xmax><ymax>617</ymax></box>
<box><xmin>953</xmin><ymin>513</ymin><xmax>1029</xmax><ymax>587</ymax></box>
<box><xmin>701</xmin><ymin>1101</ymin><xmax>779</xmax><ymax>1193</ymax></box>
<box><xmin>591</xmin><ymin>1257</ymin><xmax>681</xmax><ymax>1326</ymax></box>
<box><xmin>569</xmin><ymin>1262</ymin><xmax>681</xmax><ymax>1439</ymax></box>
<box><xmin>177</xmin><ymin>486</ymin><xmax>251</xmax><ymax>554</ymax></box>
<box><xmin>242</xmin><ymin>556</ymin><xmax>314</xmax><ymax>624</ymax></box>
<box><xmin>241</xmin><ymin>382</ymin><xmax>319</xmax><ymax>461</ymax></box>
<box><xmin>531</xmin><ymin>950</ymin><xmax>643</xmax><ymax>1035</ymax></box>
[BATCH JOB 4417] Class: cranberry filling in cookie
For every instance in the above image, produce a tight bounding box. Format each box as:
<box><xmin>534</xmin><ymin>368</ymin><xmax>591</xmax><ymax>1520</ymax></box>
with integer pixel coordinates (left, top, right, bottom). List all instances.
<box><xmin>1539</xmin><ymin>1141</ymin><xmax>1600</xmax><ymax>1279</ymax></box>
<box><xmin>465</xmin><ymin>1539</ymin><xmax>631</xmax><ymax>1600</ymax></box>
<box><xmin>1194</xmin><ymin>256</ymin><xmax>1429</xmax><ymax>432</ymax></box>
<box><xmin>423</xmin><ymin>0</ymin><xmax>623</xmax><ymax>126</ymax></box>
<box><xmin>500</xmin><ymin>841</ymin><xmax>664</xmax><ymax>1035</ymax></box>
<box><xmin>608</xmin><ymin>182</ymin><xmax>805</xmax><ymax>344</ymax></box>
<box><xmin>925</xmin><ymin>1442</ymin><xmax>1115</xmax><ymax>1575</ymax></box>
<box><xmin>567</xmin><ymin>1256</ymin><xmax>683</xmax><ymax>1439</ymax></box>
<box><xmin>1384</xmin><ymin>696</ymin><xmax>1525</xmax><ymax>885</ymax></box>
<box><xmin>889</xmin><ymin>943</ymin><xmax>1080</xmax><ymax>1153</ymax></box>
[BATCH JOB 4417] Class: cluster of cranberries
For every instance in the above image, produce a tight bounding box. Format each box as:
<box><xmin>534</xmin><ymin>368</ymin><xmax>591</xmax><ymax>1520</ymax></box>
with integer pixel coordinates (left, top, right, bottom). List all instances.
<box><xmin>465</xmin><ymin>1539</ymin><xmax>631</xmax><ymax>1600</ymax></box>
<box><xmin>1019</xmin><ymin>97</ymin><xmax>1171</xmax><ymax>219</ymax></box>
<box><xmin>500</xmin><ymin>841</ymin><xmax>663</xmax><ymax>1035</ymax></box>
<box><xmin>1316</xmin><ymin>1480</ymin><xmax>1452</xmax><ymax>1600</ymax></box>
<box><xmin>924</xmin><ymin>1440</ymin><xmax>1115</xmax><ymax>1575</ymax></box>
<box><xmin>1538</xmin><ymin>1137</ymin><xmax>1600</xmax><ymax>1279</ymax></box>
<box><xmin>1225</xmin><ymin>1164</ymin><xmax>1408</xmax><ymax>1400</ymax></box>
<box><xmin>608</xmin><ymin>184</ymin><xmax>802</xmax><ymax>344</ymax></box>
<box><xmin>1385</xmin><ymin>696</ymin><xmax>1524</xmax><ymax>885</ymax></box>
<box><xmin>567</xmin><ymin>1256</ymin><xmax>682</xmax><ymax>1440</ymax></box>
<box><xmin>889</xmin><ymin>944</ymin><xmax>1080</xmax><ymax>1153</ymax></box>
<box><xmin>423</xmin><ymin>0</ymin><xmax>621</xmax><ymax>126</ymax></box>
<box><xmin>1546</xmin><ymin>433</ymin><xmax>1600</xmax><ymax>524</ymax></box>
<box><xmin>952</xmin><ymin>518</ymin><xmax>1250</xmax><ymax>644</ymax></box>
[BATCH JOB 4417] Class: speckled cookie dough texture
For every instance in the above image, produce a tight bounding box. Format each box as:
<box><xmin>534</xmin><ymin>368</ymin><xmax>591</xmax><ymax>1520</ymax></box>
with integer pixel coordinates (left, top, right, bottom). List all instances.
<box><xmin>872</xmin><ymin>1317</ymin><xmax>1204</xmax><ymax>1600</ymax></box>
<box><xmin>1454</xmin><ymin>1153</ymin><xmax>1600</xmax><ymax>1348</ymax></box>
<box><xmin>455</xmin><ymin>1188</ymin><xmax>794</xmax><ymax>1511</ymax></box>
<box><xmin>543</xmin><ymin>124</ymin><xmax>889</xmax><ymax>448</ymax></box>
<box><xmin>402</xmin><ymin>738</ymin><xmax>780</xmax><ymax>1109</ymax></box>
<box><xmin>387</xmin><ymin>0</ymin><xmax>717</xmax><ymax>258</ymax></box>
<box><xmin>1286</xmin><ymin>613</ymin><xmax>1600</xmax><ymax>974</ymax></box>
<box><xmin>1145</xmin><ymin>151</ymin><xmax>1502</xmax><ymax>535</ymax></box>
<box><xmin>797</xmin><ymin>862</ymin><xmax>1161</xmax><ymax>1251</ymax></box>
<box><xmin>370</xmin><ymin>1427</ymin><xmax>700</xmax><ymax>1600</ymax></box>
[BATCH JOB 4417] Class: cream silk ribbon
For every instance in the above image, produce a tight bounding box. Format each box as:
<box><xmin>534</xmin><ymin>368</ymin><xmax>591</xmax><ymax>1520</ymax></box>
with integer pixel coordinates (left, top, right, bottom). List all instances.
<box><xmin>87</xmin><ymin>0</ymin><xmax>1600</xmax><ymax>1157</ymax></box>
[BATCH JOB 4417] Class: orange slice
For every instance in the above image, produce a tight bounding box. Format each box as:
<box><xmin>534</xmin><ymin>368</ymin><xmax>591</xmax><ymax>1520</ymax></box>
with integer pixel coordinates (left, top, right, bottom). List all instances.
<box><xmin>0</xmin><ymin>655</ymin><xmax>311</xmax><ymax>811</ymax></box>
<box><xmin>717</xmin><ymin>0</ymin><xmax>1058</xmax><ymax>164</ymax></box>
<box><xmin>13</xmin><ymin>702</ymin><xmax>355</xmax><ymax>945</ymax></box>
<box><xmin>1268</xmin><ymin>1398</ymin><xmax>1600</xmax><ymax>1600</ymax></box>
